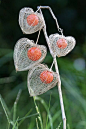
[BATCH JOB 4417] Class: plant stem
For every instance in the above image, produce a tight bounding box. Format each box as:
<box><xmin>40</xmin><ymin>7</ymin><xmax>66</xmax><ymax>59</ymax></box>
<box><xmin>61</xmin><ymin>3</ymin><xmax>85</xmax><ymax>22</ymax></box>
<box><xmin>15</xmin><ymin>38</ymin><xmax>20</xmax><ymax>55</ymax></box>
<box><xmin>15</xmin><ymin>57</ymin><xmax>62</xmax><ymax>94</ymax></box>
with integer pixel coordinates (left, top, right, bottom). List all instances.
<box><xmin>35</xmin><ymin>96</ymin><xmax>53</xmax><ymax>129</ymax></box>
<box><xmin>54</xmin><ymin>57</ymin><xmax>66</xmax><ymax>129</ymax></box>
<box><xmin>13</xmin><ymin>89</ymin><xmax>22</xmax><ymax>123</ymax></box>
<box><xmin>37</xmin><ymin>6</ymin><xmax>66</xmax><ymax>129</ymax></box>
<box><xmin>0</xmin><ymin>95</ymin><xmax>10</xmax><ymax>124</ymax></box>
<box><xmin>33</xmin><ymin>97</ymin><xmax>43</xmax><ymax>129</ymax></box>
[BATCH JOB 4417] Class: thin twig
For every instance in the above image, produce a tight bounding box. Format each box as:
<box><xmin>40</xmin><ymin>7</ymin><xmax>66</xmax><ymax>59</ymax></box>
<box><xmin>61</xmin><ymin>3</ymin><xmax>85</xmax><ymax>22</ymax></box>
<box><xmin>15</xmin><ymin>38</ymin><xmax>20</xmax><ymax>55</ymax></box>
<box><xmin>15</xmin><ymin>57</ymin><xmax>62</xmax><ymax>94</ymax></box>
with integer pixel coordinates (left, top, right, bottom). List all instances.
<box><xmin>50</xmin><ymin>59</ymin><xmax>54</xmax><ymax>71</ymax></box>
<box><xmin>36</xmin><ymin>30</ymin><xmax>41</xmax><ymax>45</ymax></box>
<box><xmin>37</xmin><ymin>6</ymin><xmax>63</xmax><ymax>35</ymax></box>
<box><xmin>37</xmin><ymin>6</ymin><xmax>66</xmax><ymax>129</ymax></box>
<box><xmin>54</xmin><ymin>57</ymin><xmax>66</xmax><ymax>129</ymax></box>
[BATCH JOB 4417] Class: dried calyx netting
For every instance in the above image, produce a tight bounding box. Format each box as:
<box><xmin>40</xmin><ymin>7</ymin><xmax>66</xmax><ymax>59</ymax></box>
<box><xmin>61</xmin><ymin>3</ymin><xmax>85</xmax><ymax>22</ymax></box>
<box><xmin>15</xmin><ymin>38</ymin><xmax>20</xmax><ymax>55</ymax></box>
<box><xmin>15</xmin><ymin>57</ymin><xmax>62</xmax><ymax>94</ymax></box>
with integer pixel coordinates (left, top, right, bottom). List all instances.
<box><xmin>14</xmin><ymin>38</ymin><xmax>47</xmax><ymax>71</ymax></box>
<box><xmin>49</xmin><ymin>33</ymin><xmax>76</xmax><ymax>57</ymax></box>
<box><xmin>19</xmin><ymin>7</ymin><xmax>44</xmax><ymax>34</ymax></box>
<box><xmin>27</xmin><ymin>64</ymin><xmax>58</xmax><ymax>96</ymax></box>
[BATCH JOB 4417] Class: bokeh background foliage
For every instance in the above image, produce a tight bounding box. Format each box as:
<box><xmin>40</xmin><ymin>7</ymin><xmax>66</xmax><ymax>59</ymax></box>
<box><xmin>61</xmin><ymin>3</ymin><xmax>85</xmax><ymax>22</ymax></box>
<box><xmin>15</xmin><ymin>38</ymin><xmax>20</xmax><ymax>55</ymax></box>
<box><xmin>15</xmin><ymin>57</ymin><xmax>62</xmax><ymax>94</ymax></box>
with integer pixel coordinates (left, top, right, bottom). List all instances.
<box><xmin>0</xmin><ymin>0</ymin><xmax>86</xmax><ymax>129</ymax></box>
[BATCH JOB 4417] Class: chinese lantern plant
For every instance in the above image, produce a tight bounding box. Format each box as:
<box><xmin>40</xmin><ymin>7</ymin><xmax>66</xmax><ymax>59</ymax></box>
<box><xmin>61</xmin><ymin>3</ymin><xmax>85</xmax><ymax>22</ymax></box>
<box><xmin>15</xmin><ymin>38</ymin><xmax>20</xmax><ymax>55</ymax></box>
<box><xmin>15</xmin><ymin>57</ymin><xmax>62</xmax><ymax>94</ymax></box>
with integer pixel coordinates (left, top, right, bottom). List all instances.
<box><xmin>13</xmin><ymin>6</ymin><xmax>76</xmax><ymax>129</ymax></box>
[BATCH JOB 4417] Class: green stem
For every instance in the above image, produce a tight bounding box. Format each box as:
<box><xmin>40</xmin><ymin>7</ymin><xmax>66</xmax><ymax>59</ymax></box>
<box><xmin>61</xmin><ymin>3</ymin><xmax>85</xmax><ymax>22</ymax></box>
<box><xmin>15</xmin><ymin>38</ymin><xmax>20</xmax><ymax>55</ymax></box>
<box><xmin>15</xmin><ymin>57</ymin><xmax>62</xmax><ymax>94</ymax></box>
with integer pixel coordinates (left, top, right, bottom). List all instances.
<box><xmin>0</xmin><ymin>95</ymin><xmax>10</xmax><ymax>123</ymax></box>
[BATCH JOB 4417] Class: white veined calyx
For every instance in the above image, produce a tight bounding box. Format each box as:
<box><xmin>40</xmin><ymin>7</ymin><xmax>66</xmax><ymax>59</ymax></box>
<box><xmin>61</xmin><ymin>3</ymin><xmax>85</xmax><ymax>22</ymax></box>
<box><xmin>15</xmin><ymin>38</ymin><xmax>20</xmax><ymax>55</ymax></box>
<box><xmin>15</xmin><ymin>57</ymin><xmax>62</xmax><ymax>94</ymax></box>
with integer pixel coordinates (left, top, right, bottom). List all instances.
<box><xmin>27</xmin><ymin>64</ymin><xmax>59</xmax><ymax>96</ymax></box>
<box><xmin>13</xmin><ymin>38</ymin><xmax>47</xmax><ymax>71</ymax></box>
<box><xmin>19</xmin><ymin>7</ymin><xmax>44</xmax><ymax>34</ymax></box>
<box><xmin>49</xmin><ymin>33</ymin><xmax>76</xmax><ymax>57</ymax></box>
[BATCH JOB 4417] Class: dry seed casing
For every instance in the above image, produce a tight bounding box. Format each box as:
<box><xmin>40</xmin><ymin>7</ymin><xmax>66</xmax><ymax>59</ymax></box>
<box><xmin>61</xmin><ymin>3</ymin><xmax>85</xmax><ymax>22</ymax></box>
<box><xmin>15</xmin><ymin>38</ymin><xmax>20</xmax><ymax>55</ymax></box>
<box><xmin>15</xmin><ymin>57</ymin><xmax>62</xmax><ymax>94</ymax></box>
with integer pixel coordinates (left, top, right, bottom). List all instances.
<box><xmin>14</xmin><ymin>38</ymin><xmax>47</xmax><ymax>71</ymax></box>
<box><xmin>49</xmin><ymin>33</ymin><xmax>76</xmax><ymax>57</ymax></box>
<box><xmin>27</xmin><ymin>64</ymin><xmax>58</xmax><ymax>96</ymax></box>
<box><xmin>19</xmin><ymin>7</ymin><xmax>44</xmax><ymax>34</ymax></box>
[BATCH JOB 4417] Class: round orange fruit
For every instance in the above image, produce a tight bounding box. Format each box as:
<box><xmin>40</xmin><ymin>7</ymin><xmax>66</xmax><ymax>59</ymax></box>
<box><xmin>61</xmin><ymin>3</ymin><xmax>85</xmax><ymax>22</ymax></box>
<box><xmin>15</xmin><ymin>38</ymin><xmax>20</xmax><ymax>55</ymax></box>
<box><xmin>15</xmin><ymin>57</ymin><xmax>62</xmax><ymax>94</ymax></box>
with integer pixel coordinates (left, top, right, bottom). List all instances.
<box><xmin>40</xmin><ymin>70</ymin><xmax>53</xmax><ymax>84</ymax></box>
<box><xmin>27</xmin><ymin>47</ymin><xmax>42</xmax><ymax>61</ymax></box>
<box><xmin>57</xmin><ymin>38</ymin><xmax>67</xmax><ymax>49</ymax></box>
<box><xmin>27</xmin><ymin>14</ymin><xmax>39</xmax><ymax>26</ymax></box>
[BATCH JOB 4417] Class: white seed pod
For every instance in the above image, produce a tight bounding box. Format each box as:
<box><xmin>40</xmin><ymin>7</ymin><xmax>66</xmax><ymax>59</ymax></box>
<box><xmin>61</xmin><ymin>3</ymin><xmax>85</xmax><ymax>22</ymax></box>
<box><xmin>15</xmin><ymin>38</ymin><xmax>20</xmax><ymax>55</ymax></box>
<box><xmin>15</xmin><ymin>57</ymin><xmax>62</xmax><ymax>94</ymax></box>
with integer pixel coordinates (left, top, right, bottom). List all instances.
<box><xmin>49</xmin><ymin>33</ymin><xmax>76</xmax><ymax>57</ymax></box>
<box><xmin>27</xmin><ymin>64</ymin><xmax>58</xmax><ymax>96</ymax></box>
<box><xmin>14</xmin><ymin>38</ymin><xmax>47</xmax><ymax>71</ymax></box>
<box><xmin>19</xmin><ymin>7</ymin><xmax>44</xmax><ymax>34</ymax></box>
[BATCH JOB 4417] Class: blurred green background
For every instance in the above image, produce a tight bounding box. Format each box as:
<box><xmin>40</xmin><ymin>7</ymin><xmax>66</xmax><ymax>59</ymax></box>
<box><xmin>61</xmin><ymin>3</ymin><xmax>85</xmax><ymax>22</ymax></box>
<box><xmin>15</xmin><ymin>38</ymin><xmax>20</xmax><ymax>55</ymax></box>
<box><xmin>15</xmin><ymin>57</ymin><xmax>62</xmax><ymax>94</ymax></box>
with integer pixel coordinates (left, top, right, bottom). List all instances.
<box><xmin>0</xmin><ymin>0</ymin><xmax>86</xmax><ymax>129</ymax></box>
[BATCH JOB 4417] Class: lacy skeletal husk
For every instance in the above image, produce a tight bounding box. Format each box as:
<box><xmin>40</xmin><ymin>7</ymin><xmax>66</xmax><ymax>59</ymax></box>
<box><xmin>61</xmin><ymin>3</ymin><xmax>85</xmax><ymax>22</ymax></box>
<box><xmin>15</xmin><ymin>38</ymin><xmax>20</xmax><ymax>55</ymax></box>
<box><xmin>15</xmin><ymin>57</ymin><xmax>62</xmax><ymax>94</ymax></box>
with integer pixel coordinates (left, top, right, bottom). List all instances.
<box><xmin>14</xmin><ymin>38</ymin><xmax>47</xmax><ymax>71</ymax></box>
<box><xmin>19</xmin><ymin>7</ymin><xmax>44</xmax><ymax>34</ymax></box>
<box><xmin>27</xmin><ymin>64</ymin><xmax>58</xmax><ymax>96</ymax></box>
<box><xmin>49</xmin><ymin>33</ymin><xmax>76</xmax><ymax>57</ymax></box>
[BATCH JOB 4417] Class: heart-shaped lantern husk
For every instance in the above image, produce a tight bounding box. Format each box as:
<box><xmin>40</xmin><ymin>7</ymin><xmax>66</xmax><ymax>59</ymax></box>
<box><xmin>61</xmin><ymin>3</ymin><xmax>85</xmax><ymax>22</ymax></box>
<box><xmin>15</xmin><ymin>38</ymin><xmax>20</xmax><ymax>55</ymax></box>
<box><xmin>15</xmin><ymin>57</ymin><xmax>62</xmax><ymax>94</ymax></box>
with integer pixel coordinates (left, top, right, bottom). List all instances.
<box><xmin>49</xmin><ymin>33</ymin><xmax>76</xmax><ymax>57</ymax></box>
<box><xmin>19</xmin><ymin>7</ymin><xmax>44</xmax><ymax>34</ymax></box>
<box><xmin>14</xmin><ymin>38</ymin><xmax>47</xmax><ymax>71</ymax></box>
<box><xmin>27</xmin><ymin>64</ymin><xmax>58</xmax><ymax>96</ymax></box>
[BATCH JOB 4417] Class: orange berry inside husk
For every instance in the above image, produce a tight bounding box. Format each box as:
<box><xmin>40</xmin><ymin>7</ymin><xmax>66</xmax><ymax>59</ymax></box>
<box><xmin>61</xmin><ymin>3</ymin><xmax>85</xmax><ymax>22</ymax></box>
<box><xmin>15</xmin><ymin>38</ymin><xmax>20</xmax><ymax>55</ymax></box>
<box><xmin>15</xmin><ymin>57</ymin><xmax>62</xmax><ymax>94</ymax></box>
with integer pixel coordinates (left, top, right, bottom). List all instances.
<box><xmin>40</xmin><ymin>70</ymin><xmax>53</xmax><ymax>84</ymax></box>
<box><xmin>27</xmin><ymin>47</ymin><xmax>42</xmax><ymax>61</ymax></box>
<box><xmin>57</xmin><ymin>38</ymin><xmax>67</xmax><ymax>49</ymax></box>
<box><xmin>27</xmin><ymin>14</ymin><xmax>39</xmax><ymax>26</ymax></box>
